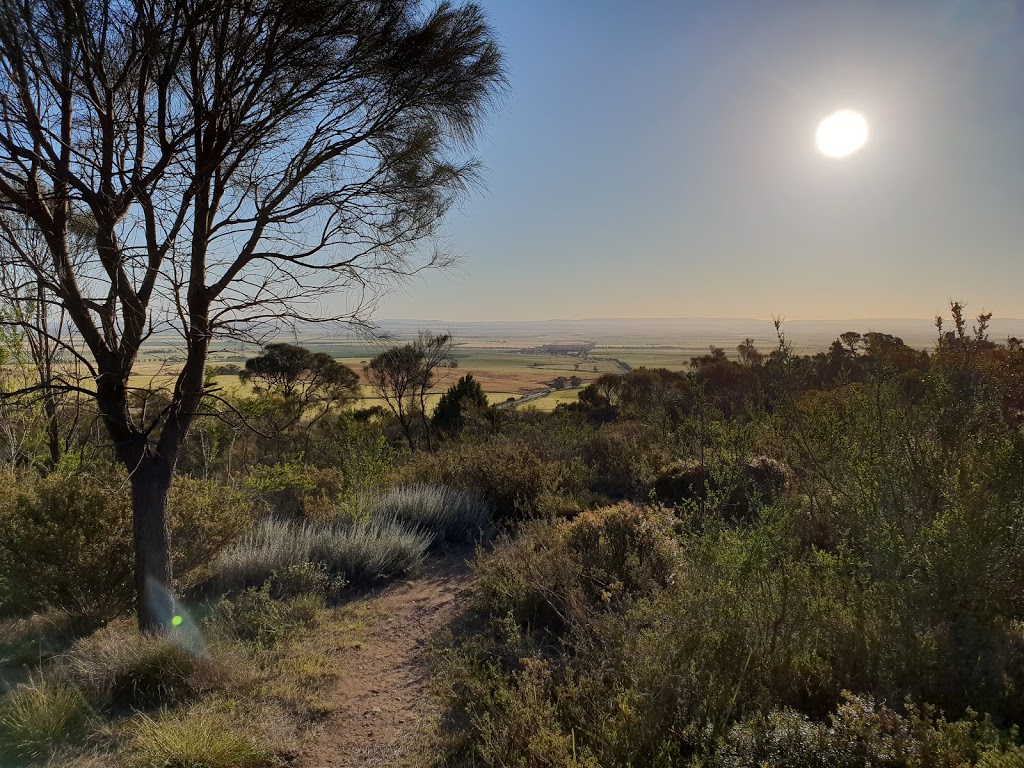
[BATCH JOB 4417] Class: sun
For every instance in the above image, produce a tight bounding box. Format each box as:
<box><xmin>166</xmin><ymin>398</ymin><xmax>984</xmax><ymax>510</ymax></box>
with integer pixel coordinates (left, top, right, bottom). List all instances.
<box><xmin>815</xmin><ymin>109</ymin><xmax>869</xmax><ymax>158</ymax></box>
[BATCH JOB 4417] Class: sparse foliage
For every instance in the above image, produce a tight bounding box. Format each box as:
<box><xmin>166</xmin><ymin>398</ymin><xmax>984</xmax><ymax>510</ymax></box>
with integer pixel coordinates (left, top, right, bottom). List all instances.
<box><xmin>0</xmin><ymin>0</ymin><xmax>503</xmax><ymax>630</ymax></box>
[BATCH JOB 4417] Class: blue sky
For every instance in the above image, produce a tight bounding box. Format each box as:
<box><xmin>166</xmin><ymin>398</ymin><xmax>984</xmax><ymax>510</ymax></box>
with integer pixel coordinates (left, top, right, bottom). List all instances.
<box><xmin>375</xmin><ymin>0</ymin><xmax>1024</xmax><ymax>321</ymax></box>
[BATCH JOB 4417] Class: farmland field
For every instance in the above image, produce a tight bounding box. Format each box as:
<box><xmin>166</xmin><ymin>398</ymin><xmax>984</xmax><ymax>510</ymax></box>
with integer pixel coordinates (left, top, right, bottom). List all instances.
<box><xmin>129</xmin><ymin>316</ymin><xmax>950</xmax><ymax>412</ymax></box>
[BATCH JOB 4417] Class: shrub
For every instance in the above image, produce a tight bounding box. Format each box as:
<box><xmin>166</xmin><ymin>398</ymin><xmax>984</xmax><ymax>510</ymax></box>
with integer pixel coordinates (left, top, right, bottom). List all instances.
<box><xmin>242</xmin><ymin>463</ymin><xmax>347</xmax><ymax>520</ymax></box>
<box><xmin>317</xmin><ymin>516</ymin><xmax>432</xmax><ymax>584</ymax></box>
<box><xmin>475</xmin><ymin>503</ymin><xmax>679</xmax><ymax>637</ymax></box>
<box><xmin>398</xmin><ymin>438</ymin><xmax>587</xmax><ymax>522</ymax></box>
<box><xmin>0</xmin><ymin>677</ymin><xmax>93</xmax><ymax>761</ymax></box>
<box><xmin>652</xmin><ymin>457</ymin><xmax>788</xmax><ymax>519</ymax></box>
<box><xmin>708</xmin><ymin>693</ymin><xmax>1024</xmax><ymax>768</ymax></box>
<box><xmin>0</xmin><ymin>469</ymin><xmax>259</xmax><ymax>620</ymax></box>
<box><xmin>0</xmin><ymin>612</ymin><xmax>92</xmax><ymax>671</ymax></box>
<box><xmin>364</xmin><ymin>484</ymin><xmax>494</xmax><ymax>546</ymax></box>
<box><xmin>652</xmin><ymin>460</ymin><xmax>711</xmax><ymax>508</ymax></box>
<box><xmin>57</xmin><ymin>623</ymin><xmax>226</xmax><ymax>712</ymax></box>
<box><xmin>210</xmin><ymin>586</ymin><xmax>324</xmax><ymax>646</ymax></box>
<box><xmin>0</xmin><ymin>469</ymin><xmax>134</xmax><ymax>619</ymax></box>
<box><xmin>213</xmin><ymin>519</ymin><xmax>317</xmax><ymax>592</ymax></box>
<box><xmin>126</xmin><ymin>709</ymin><xmax>273</xmax><ymax>768</ymax></box>
<box><xmin>581</xmin><ymin>422</ymin><xmax>669</xmax><ymax>498</ymax></box>
<box><xmin>167</xmin><ymin>478</ymin><xmax>258</xmax><ymax>588</ymax></box>
<box><xmin>269</xmin><ymin>561</ymin><xmax>345</xmax><ymax>599</ymax></box>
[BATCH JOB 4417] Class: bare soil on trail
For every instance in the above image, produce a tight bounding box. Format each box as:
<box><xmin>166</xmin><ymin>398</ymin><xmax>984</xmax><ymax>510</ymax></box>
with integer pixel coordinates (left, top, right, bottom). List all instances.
<box><xmin>299</xmin><ymin>554</ymin><xmax>474</xmax><ymax>768</ymax></box>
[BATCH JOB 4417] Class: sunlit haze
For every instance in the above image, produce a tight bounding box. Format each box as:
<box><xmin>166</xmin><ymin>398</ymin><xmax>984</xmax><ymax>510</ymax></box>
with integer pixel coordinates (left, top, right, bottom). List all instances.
<box><xmin>373</xmin><ymin>0</ymin><xmax>1024</xmax><ymax>323</ymax></box>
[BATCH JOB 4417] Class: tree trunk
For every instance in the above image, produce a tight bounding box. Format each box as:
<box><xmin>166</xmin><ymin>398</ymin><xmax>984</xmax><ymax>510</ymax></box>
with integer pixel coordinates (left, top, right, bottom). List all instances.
<box><xmin>130</xmin><ymin>456</ymin><xmax>174</xmax><ymax>633</ymax></box>
<box><xmin>42</xmin><ymin>391</ymin><xmax>61</xmax><ymax>467</ymax></box>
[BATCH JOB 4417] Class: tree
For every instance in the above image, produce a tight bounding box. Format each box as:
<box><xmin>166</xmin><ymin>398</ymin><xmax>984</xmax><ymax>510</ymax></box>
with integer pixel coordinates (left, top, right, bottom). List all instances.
<box><xmin>239</xmin><ymin>342</ymin><xmax>359</xmax><ymax>430</ymax></box>
<box><xmin>432</xmin><ymin>372</ymin><xmax>487</xmax><ymax>436</ymax></box>
<box><xmin>241</xmin><ymin>343</ymin><xmax>358</xmax><ymax>402</ymax></box>
<box><xmin>0</xmin><ymin>0</ymin><xmax>503</xmax><ymax>631</ymax></box>
<box><xmin>737</xmin><ymin>338</ymin><xmax>763</xmax><ymax>367</ymax></box>
<box><xmin>365</xmin><ymin>332</ymin><xmax>453</xmax><ymax>451</ymax></box>
<box><xmin>0</xmin><ymin>214</ymin><xmax>94</xmax><ymax>466</ymax></box>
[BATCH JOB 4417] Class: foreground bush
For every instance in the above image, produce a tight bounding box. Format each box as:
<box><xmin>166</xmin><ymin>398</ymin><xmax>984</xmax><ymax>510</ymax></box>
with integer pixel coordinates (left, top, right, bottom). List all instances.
<box><xmin>214</xmin><ymin>517</ymin><xmax>430</xmax><ymax>592</ymax></box>
<box><xmin>580</xmin><ymin>422</ymin><xmax>669</xmax><ymax>498</ymax></box>
<box><xmin>432</xmin><ymin>494</ymin><xmax>1024</xmax><ymax>766</ymax></box>
<box><xmin>709</xmin><ymin>693</ymin><xmax>1024</xmax><ymax>768</ymax></box>
<box><xmin>0</xmin><ymin>469</ymin><xmax>256</xmax><ymax>620</ymax></box>
<box><xmin>475</xmin><ymin>503</ymin><xmax>679</xmax><ymax>637</ymax></box>
<box><xmin>0</xmin><ymin>470</ymin><xmax>133</xmax><ymax>619</ymax></box>
<box><xmin>652</xmin><ymin>456</ymin><xmax>788</xmax><ymax>519</ymax></box>
<box><xmin>126</xmin><ymin>709</ymin><xmax>273</xmax><ymax>768</ymax></box>
<box><xmin>0</xmin><ymin>677</ymin><xmax>93</xmax><ymax>761</ymax></box>
<box><xmin>364</xmin><ymin>484</ymin><xmax>494</xmax><ymax>546</ymax></box>
<box><xmin>167</xmin><ymin>479</ymin><xmax>258</xmax><ymax>589</ymax></box>
<box><xmin>211</xmin><ymin>586</ymin><xmax>324</xmax><ymax>646</ymax></box>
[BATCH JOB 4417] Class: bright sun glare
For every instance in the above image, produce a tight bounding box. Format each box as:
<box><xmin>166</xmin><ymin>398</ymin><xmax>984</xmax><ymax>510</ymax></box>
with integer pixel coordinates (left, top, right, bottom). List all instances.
<box><xmin>816</xmin><ymin>109</ymin><xmax>869</xmax><ymax>158</ymax></box>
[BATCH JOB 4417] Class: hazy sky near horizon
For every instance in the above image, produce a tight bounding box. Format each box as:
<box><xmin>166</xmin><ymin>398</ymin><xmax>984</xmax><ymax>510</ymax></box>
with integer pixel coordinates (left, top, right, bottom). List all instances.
<box><xmin>373</xmin><ymin>0</ymin><xmax>1024</xmax><ymax>322</ymax></box>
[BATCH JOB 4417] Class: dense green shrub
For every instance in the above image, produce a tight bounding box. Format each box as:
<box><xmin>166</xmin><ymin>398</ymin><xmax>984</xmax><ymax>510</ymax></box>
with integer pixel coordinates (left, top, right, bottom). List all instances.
<box><xmin>0</xmin><ymin>470</ymin><xmax>134</xmax><ymax>619</ymax></box>
<box><xmin>0</xmin><ymin>469</ymin><xmax>258</xmax><ymax>620</ymax></box>
<box><xmin>652</xmin><ymin>461</ymin><xmax>711</xmax><ymax>507</ymax></box>
<box><xmin>168</xmin><ymin>477</ymin><xmax>258</xmax><ymax>589</ymax></box>
<box><xmin>433</xmin><ymin>492</ymin><xmax>1024</xmax><ymax>766</ymax></box>
<box><xmin>433</xmin><ymin>373</ymin><xmax>490</xmax><ymax>437</ymax></box>
<box><xmin>652</xmin><ymin>456</ymin><xmax>788</xmax><ymax>518</ymax></box>
<box><xmin>580</xmin><ymin>422</ymin><xmax>669</xmax><ymax>498</ymax></box>
<box><xmin>242</xmin><ymin>462</ymin><xmax>348</xmax><ymax>520</ymax></box>
<box><xmin>398</xmin><ymin>437</ymin><xmax>588</xmax><ymax>522</ymax></box>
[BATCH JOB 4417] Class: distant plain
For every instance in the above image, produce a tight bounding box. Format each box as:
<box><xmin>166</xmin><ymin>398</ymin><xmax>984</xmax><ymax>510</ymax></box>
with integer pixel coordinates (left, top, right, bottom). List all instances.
<box><xmin>132</xmin><ymin>316</ymin><xmax>1024</xmax><ymax>411</ymax></box>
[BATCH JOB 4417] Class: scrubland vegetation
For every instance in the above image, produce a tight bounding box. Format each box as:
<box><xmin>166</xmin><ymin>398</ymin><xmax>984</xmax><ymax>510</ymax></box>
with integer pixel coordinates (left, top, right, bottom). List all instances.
<box><xmin>0</xmin><ymin>302</ymin><xmax>1022</xmax><ymax>767</ymax></box>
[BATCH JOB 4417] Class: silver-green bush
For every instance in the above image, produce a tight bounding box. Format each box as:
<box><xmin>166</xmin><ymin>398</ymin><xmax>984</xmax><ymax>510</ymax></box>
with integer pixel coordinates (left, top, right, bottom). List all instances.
<box><xmin>214</xmin><ymin>517</ymin><xmax>430</xmax><ymax>591</ymax></box>
<box><xmin>363</xmin><ymin>484</ymin><xmax>494</xmax><ymax>546</ymax></box>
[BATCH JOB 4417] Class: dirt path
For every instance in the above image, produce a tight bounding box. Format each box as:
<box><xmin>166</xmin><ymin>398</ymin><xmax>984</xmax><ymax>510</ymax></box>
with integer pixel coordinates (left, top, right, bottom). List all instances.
<box><xmin>299</xmin><ymin>555</ymin><xmax>474</xmax><ymax>768</ymax></box>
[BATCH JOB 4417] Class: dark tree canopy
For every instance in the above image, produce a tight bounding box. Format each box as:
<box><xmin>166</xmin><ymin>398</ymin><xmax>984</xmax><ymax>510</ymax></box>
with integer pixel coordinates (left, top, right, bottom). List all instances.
<box><xmin>241</xmin><ymin>343</ymin><xmax>359</xmax><ymax>403</ymax></box>
<box><xmin>432</xmin><ymin>371</ymin><xmax>487</xmax><ymax>435</ymax></box>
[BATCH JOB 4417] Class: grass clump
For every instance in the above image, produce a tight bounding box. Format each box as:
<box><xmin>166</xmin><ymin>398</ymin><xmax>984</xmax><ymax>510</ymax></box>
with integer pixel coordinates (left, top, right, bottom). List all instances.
<box><xmin>0</xmin><ymin>676</ymin><xmax>93</xmax><ymax>761</ymax></box>
<box><xmin>214</xmin><ymin>517</ymin><xmax>430</xmax><ymax>593</ymax></box>
<box><xmin>364</xmin><ymin>484</ymin><xmax>494</xmax><ymax>546</ymax></box>
<box><xmin>320</xmin><ymin>516</ymin><xmax>431</xmax><ymax>583</ymax></box>
<box><xmin>57</xmin><ymin>623</ymin><xmax>227</xmax><ymax>712</ymax></box>
<box><xmin>126</xmin><ymin>709</ymin><xmax>275</xmax><ymax>768</ymax></box>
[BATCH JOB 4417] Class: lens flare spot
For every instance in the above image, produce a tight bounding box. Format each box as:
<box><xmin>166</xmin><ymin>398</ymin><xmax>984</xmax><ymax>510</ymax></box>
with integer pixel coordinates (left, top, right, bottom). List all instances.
<box><xmin>171</xmin><ymin>615</ymin><xmax>184</xmax><ymax>627</ymax></box>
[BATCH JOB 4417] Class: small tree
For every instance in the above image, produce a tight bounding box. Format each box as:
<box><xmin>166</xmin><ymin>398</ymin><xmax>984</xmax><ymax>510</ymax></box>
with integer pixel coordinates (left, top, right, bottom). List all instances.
<box><xmin>239</xmin><ymin>342</ymin><xmax>359</xmax><ymax>431</ymax></box>
<box><xmin>433</xmin><ymin>372</ymin><xmax>488</xmax><ymax>436</ymax></box>
<box><xmin>366</xmin><ymin>332</ymin><xmax>453</xmax><ymax>451</ymax></box>
<box><xmin>241</xmin><ymin>344</ymin><xmax>357</xmax><ymax>401</ymax></box>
